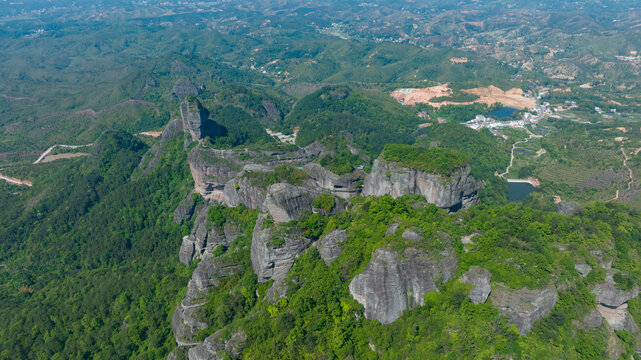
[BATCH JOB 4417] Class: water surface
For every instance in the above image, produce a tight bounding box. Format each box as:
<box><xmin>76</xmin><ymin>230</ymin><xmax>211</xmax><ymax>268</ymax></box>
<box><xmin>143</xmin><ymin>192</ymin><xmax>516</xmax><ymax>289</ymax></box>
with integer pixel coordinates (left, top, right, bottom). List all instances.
<box><xmin>489</xmin><ymin>107</ymin><xmax>517</xmax><ymax>119</ymax></box>
<box><xmin>508</xmin><ymin>182</ymin><xmax>535</xmax><ymax>201</ymax></box>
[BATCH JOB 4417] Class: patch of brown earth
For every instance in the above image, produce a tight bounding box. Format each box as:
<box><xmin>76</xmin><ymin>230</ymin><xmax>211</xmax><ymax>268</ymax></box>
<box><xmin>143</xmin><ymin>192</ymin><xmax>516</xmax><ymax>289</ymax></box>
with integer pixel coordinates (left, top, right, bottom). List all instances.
<box><xmin>391</xmin><ymin>85</ymin><xmax>535</xmax><ymax>110</ymax></box>
<box><xmin>390</xmin><ymin>84</ymin><xmax>452</xmax><ymax>105</ymax></box>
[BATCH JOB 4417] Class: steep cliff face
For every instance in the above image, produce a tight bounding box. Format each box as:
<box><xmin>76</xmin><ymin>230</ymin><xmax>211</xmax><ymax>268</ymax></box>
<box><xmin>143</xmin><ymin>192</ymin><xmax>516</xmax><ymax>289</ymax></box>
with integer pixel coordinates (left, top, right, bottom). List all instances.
<box><xmin>223</xmin><ymin>174</ymin><xmax>268</xmax><ymax>210</ymax></box>
<box><xmin>362</xmin><ymin>158</ymin><xmax>480</xmax><ymax>210</ymax></box>
<box><xmin>188</xmin><ymin>147</ymin><xmax>247</xmax><ymax>202</ymax></box>
<box><xmin>173</xmin><ymin>191</ymin><xmax>198</xmax><ymax>225</ymax></box>
<box><xmin>263</xmin><ymin>183</ymin><xmax>320</xmax><ymax>223</ymax></box>
<box><xmin>303</xmin><ymin>163</ymin><xmax>364</xmax><ymax>199</ymax></box>
<box><xmin>250</xmin><ymin>214</ymin><xmax>313</xmax><ymax>283</ymax></box>
<box><xmin>188</xmin><ymin>146</ymin><xmax>310</xmax><ymax>203</ymax></box>
<box><xmin>172</xmin><ymin>258</ymin><xmax>241</xmax><ymax>346</ymax></box>
<box><xmin>349</xmin><ymin>246</ymin><xmax>458</xmax><ymax>324</ymax></box>
<box><xmin>178</xmin><ymin>207</ymin><xmax>227</xmax><ymax>265</ymax></box>
<box><xmin>181</xmin><ymin>99</ymin><xmax>209</xmax><ymax>142</ymax></box>
<box><xmin>489</xmin><ymin>283</ymin><xmax>558</xmax><ymax>335</ymax></box>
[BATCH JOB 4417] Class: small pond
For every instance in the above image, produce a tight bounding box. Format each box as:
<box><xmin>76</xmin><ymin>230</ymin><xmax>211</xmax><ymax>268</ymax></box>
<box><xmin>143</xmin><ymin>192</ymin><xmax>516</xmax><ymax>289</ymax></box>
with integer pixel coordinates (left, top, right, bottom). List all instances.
<box><xmin>488</xmin><ymin>107</ymin><xmax>518</xmax><ymax>119</ymax></box>
<box><xmin>508</xmin><ymin>182</ymin><xmax>535</xmax><ymax>201</ymax></box>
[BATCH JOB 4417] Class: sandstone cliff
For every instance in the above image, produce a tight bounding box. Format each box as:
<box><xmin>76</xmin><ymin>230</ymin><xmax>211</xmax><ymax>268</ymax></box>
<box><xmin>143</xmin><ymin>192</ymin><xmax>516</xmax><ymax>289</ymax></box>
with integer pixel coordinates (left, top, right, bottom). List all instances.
<box><xmin>303</xmin><ymin>163</ymin><xmax>364</xmax><ymax>199</ymax></box>
<box><xmin>181</xmin><ymin>99</ymin><xmax>209</xmax><ymax>142</ymax></box>
<box><xmin>187</xmin><ymin>146</ymin><xmax>310</xmax><ymax>203</ymax></box>
<box><xmin>250</xmin><ymin>213</ymin><xmax>313</xmax><ymax>283</ymax></box>
<box><xmin>349</xmin><ymin>246</ymin><xmax>458</xmax><ymax>324</ymax></box>
<box><xmin>362</xmin><ymin>158</ymin><xmax>480</xmax><ymax>210</ymax></box>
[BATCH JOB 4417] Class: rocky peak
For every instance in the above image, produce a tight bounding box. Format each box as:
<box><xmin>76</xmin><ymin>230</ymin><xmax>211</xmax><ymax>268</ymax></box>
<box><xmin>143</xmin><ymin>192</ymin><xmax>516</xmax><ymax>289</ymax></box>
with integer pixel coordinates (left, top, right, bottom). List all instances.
<box><xmin>181</xmin><ymin>98</ymin><xmax>209</xmax><ymax>142</ymax></box>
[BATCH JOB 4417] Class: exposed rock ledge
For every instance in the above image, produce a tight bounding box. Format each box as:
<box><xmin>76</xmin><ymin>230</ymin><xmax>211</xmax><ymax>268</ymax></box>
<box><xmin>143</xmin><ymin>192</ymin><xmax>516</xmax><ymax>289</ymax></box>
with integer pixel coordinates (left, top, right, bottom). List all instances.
<box><xmin>362</xmin><ymin>158</ymin><xmax>480</xmax><ymax>210</ymax></box>
<box><xmin>489</xmin><ymin>283</ymin><xmax>558</xmax><ymax>335</ymax></box>
<box><xmin>349</xmin><ymin>246</ymin><xmax>458</xmax><ymax>324</ymax></box>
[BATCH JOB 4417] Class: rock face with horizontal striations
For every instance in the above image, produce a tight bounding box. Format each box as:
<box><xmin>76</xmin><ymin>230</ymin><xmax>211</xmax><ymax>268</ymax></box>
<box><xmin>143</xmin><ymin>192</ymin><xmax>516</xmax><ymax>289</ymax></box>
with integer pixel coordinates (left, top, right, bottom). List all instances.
<box><xmin>188</xmin><ymin>147</ymin><xmax>310</xmax><ymax>204</ymax></box>
<box><xmin>316</xmin><ymin>229</ymin><xmax>348</xmax><ymax>265</ymax></box>
<box><xmin>362</xmin><ymin>158</ymin><xmax>480</xmax><ymax>210</ymax></box>
<box><xmin>263</xmin><ymin>183</ymin><xmax>320</xmax><ymax>223</ymax></box>
<box><xmin>489</xmin><ymin>283</ymin><xmax>558</xmax><ymax>335</ymax></box>
<box><xmin>460</xmin><ymin>266</ymin><xmax>491</xmax><ymax>304</ymax></box>
<box><xmin>251</xmin><ymin>214</ymin><xmax>313</xmax><ymax>283</ymax></box>
<box><xmin>303</xmin><ymin>163</ymin><xmax>364</xmax><ymax>199</ymax></box>
<box><xmin>349</xmin><ymin>246</ymin><xmax>458</xmax><ymax>324</ymax></box>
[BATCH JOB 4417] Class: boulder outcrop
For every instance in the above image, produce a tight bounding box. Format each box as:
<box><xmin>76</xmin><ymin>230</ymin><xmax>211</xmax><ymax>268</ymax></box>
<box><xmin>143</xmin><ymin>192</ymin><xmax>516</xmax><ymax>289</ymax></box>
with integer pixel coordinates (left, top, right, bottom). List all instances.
<box><xmin>349</xmin><ymin>246</ymin><xmax>458</xmax><ymax>324</ymax></box>
<box><xmin>556</xmin><ymin>200</ymin><xmax>581</xmax><ymax>216</ymax></box>
<box><xmin>597</xmin><ymin>303</ymin><xmax>639</xmax><ymax>333</ymax></box>
<box><xmin>461</xmin><ymin>266</ymin><xmax>491</xmax><ymax>304</ymax></box>
<box><xmin>581</xmin><ymin>308</ymin><xmax>603</xmax><ymax>330</ymax></box>
<box><xmin>489</xmin><ymin>283</ymin><xmax>558</xmax><ymax>335</ymax></box>
<box><xmin>592</xmin><ymin>282</ymin><xmax>640</xmax><ymax>308</ymax></box>
<box><xmin>362</xmin><ymin>158</ymin><xmax>480</xmax><ymax>210</ymax></box>
<box><xmin>316</xmin><ymin>229</ymin><xmax>348</xmax><ymax>265</ymax></box>
<box><xmin>401</xmin><ymin>227</ymin><xmax>423</xmax><ymax>243</ymax></box>
<box><xmin>251</xmin><ymin>214</ymin><xmax>313</xmax><ymax>283</ymax></box>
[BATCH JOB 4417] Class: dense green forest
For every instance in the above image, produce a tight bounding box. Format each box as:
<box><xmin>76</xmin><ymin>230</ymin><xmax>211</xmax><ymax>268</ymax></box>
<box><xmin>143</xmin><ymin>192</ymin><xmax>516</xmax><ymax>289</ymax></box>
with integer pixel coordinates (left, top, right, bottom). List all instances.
<box><xmin>0</xmin><ymin>131</ymin><xmax>193</xmax><ymax>359</ymax></box>
<box><xmin>282</xmin><ymin>86</ymin><xmax>419</xmax><ymax>157</ymax></box>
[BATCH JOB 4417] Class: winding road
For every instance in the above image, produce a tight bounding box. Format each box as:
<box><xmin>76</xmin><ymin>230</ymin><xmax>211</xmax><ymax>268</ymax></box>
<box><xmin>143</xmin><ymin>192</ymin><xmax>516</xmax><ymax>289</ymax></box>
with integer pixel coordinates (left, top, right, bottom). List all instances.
<box><xmin>34</xmin><ymin>144</ymin><xmax>93</xmax><ymax>164</ymax></box>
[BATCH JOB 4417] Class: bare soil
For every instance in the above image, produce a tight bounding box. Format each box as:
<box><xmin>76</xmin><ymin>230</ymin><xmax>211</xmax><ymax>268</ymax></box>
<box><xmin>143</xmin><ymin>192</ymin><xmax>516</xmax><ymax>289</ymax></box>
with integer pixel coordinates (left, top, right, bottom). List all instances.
<box><xmin>391</xmin><ymin>84</ymin><xmax>536</xmax><ymax>110</ymax></box>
